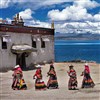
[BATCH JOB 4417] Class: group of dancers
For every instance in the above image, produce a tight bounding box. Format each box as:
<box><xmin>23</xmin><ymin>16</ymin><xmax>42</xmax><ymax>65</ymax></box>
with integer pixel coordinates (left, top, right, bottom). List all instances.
<box><xmin>11</xmin><ymin>62</ymin><xmax>95</xmax><ymax>90</ymax></box>
<box><xmin>67</xmin><ymin>63</ymin><xmax>95</xmax><ymax>90</ymax></box>
<box><xmin>33</xmin><ymin>63</ymin><xmax>58</xmax><ymax>90</ymax></box>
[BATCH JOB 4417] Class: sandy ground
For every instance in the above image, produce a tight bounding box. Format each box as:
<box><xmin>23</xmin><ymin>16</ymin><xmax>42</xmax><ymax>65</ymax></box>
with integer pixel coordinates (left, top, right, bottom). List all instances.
<box><xmin>0</xmin><ymin>62</ymin><xmax>100</xmax><ymax>100</ymax></box>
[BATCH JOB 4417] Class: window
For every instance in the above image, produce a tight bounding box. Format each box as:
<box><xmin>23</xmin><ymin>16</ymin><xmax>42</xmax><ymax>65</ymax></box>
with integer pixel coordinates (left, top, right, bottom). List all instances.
<box><xmin>2</xmin><ymin>41</ymin><xmax>7</xmax><ymax>49</ymax></box>
<box><xmin>32</xmin><ymin>40</ymin><xmax>36</xmax><ymax>48</ymax></box>
<box><xmin>2</xmin><ymin>37</ymin><xmax>7</xmax><ymax>49</ymax></box>
<box><xmin>1</xmin><ymin>35</ymin><xmax>11</xmax><ymax>49</ymax></box>
<box><xmin>32</xmin><ymin>38</ymin><xmax>36</xmax><ymax>48</ymax></box>
<box><xmin>41</xmin><ymin>38</ymin><xmax>45</xmax><ymax>48</ymax></box>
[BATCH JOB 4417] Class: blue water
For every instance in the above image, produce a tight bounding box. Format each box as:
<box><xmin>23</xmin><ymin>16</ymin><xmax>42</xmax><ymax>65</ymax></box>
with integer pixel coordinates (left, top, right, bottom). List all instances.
<box><xmin>55</xmin><ymin>40</ymin><xmax>100</xmax><ymax>63</ymax></box>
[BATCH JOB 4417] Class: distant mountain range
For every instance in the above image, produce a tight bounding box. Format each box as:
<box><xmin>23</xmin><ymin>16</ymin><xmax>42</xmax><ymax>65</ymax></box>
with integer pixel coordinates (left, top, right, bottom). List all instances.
<box><xmin>55</xmin><ymin>32</ymin><xmax>100</xmax><ymax>40</ymax></box>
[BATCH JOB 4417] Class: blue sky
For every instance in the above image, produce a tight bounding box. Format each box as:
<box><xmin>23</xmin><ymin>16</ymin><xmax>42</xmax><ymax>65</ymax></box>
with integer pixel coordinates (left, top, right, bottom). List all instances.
<box><xmin>0</xmin><ymin>0</ymin><xmax>100</xmax><ymax>34</ymax></box>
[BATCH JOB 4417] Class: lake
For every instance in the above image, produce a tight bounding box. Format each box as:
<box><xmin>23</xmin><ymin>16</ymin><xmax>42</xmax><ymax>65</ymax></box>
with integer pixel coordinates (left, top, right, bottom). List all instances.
<box><xmin>55</xmin><ymin>40</ymin><xmax>100</xmax><ymax>63</ymax></box>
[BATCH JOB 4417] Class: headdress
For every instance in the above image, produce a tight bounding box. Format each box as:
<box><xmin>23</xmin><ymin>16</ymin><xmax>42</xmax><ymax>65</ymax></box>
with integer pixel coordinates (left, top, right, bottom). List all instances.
<box><xmin>85</xmin><ymin>63</ymin><xmax>88</xmax><ymax>66</ymax></box>
<box><xmin>36</xmin><ymin>64</ymin><xmax>41</xmax><ymax>68</ymax></box>
<box><xmin>69</xmin><ymin>65</ymin><xmax>74</xmax><ymax>68</ymax></box>
<box><xmin>14</xmin><ymin>65</ymin><xmax>20</xmax><ymax>69</ymax></box>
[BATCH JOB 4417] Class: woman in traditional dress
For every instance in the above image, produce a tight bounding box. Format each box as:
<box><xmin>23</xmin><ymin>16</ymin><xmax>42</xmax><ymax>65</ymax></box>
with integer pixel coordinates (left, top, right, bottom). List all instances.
<box><xmin>12</xmin><ymin>65</ymin><xmax>27</xmax><ymax>90</ymax></box>
<box><xmin>47</xmin><ymin>63</ymin><xmax>59</xmax><ymax>89</ymax></box>
<box><xmin>67</xmin><ymin>65</ymin><xmax>78</xmax><ymax>90</ymax></box>
<box><xmin>81</xmin><ymin>63</ymin><xmax>95</xmax><ymax>88</ymax></box>
<box><xmin>33</xmin><ymin>65</ymin><xmax>46</xmax><ymax>90</ymax></box>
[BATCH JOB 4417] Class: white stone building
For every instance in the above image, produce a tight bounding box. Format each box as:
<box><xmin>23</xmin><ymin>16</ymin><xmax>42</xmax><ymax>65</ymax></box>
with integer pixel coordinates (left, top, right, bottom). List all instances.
<box><xmin>0</xmin><ymin>15</ymin><xmax>54</xmax><ymax>70</ymax></box>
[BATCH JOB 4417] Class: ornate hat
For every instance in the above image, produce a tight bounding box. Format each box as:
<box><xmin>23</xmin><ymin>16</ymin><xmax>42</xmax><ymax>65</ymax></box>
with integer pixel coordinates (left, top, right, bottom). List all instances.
<box><xmin>14</xmin><ymin>65</ymin><xmax>20</xmax><ymax>69</ymax></box>
<box><xmin>69</xmin><ymin>65</ymin><xmax>74</xmax><ymax>68</ymax></box>
<box><xmin>36</xmin><ymin>64</ymin><xmax>41</xmax><ymax>68</ymax></box>
<box><xmin>85</xmin><ymin>63</ymin><xmax>88</xmax><ymax>66</ymax></box>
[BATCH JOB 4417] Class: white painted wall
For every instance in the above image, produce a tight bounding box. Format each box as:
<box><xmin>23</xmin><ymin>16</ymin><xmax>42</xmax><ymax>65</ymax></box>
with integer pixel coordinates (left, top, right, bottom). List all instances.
<box><xmin>0</xmin><ymin>32</ymin><xmax>54</xmax><ymax>70</ymax></box>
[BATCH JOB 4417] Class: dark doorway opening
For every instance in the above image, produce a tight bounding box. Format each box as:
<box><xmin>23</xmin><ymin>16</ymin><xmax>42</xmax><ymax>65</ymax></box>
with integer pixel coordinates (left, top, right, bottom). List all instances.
<box><xmin>16</xmin><ymin>53</ymin><xmax>26</xmax><ymax>70</ymax></box>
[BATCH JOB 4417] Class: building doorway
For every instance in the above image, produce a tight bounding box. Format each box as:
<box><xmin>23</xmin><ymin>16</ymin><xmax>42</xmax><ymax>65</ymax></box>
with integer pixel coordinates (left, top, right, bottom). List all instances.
<box><xmin>11</xmin><ymin>44</ymin><xmax>37</xmax><ymax>70</ymax></box>
<box><xmin>16</xmin><ymin>53</ymin><xmax>26</xmax><ymax>70</ymax></box>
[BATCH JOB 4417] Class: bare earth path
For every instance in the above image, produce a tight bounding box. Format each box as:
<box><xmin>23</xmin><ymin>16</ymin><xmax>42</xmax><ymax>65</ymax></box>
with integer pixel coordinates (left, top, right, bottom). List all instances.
<box><xmin>0</xmin><ymin>62</ymin><xmax>100</xmax><ymax>100</ymax></box>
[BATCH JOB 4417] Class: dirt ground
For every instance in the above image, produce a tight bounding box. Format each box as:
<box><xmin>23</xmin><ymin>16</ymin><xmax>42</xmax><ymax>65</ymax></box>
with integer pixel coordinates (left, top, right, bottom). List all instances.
<box><xmin>0</xmin><ymin>62</ymin><xmax>100</xmax><ymax>100</ymax></box>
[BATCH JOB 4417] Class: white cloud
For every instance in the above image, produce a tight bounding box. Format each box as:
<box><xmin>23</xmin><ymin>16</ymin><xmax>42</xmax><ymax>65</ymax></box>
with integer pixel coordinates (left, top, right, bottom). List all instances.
<box><xmin>1</xmin><ymin>0</ymin><xmax>99</xmax><ymax>10</ymax></box>
<box><xmin>0</xmin><ymin>0</ymin><xmax>10</xmax><ymax>8</ymax></box>
<box><xmin>54</xmin><ymin>21</ymin><xmax>100</xmax><ymax>34</ymax></box>
<box><xmin>0</xmin><ymin>0</ymin><xmax>27</xmax><ymax>9</ymax></box>
<box><xmin>48</xmin><ymin>5</ymin><xmax>93</xmax><ymax>21</ymax></box>
<box><xmin>48</xmin><ymin>9</ymin><xmax>67</xmax><ymax>21</ymax></box>
<box><xmin>40</xmin><ymin>0</ymin><xmax>73</xmax><ymax>6</ymax></box>
<box><xmin>94</xmin><ymin>13</ymin><xmax>100</xmax><ymax>21</ymax></box>
<box><xmin>0</xmin><ymin>0</ymin><xmax>74</xmax><ymax>9</ymax></box>
<box><xmin>25</xmin><ymin>20</ymin><xmax>51</xmax><ymax>28</ymax></box>
<box><xmin>48</xmin><ymin>0</ymin><xmax>100</xmax><ymax>21</ymax></box>
<box><xmin>74</xmin><ymin>0</ymin><xmax>100</xmax><ymax>9</ymax></box>
<box><xmin>18</xmin><ymin>8</ymin><xmax>33</xmax><ymax>20</ymax></box>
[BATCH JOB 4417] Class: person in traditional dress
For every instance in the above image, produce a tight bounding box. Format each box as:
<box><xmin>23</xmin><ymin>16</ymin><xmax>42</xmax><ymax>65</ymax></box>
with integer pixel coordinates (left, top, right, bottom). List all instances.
<box><xmin>81</xmin><ymin>63</ymin><xmax>95</xmax><ymax>88</ymax></box>
<box><xmin>33</xmin><ymin>65</ymin><xmax>46</xmax><ymax>90</ymax></box>
<box><xmin>67</xmin><ymin>65</ymin><xmax>78</xmax><ymax>90</ymax></box>
<box><xmin>47</xmin><ymin>62</ymin><xmax>59</xmax><ymax>89</ymax></box>
<box><xmin>12</xmin><ymin>65</ymin><xmax>27</xmax><ymax>90</ymax></box>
